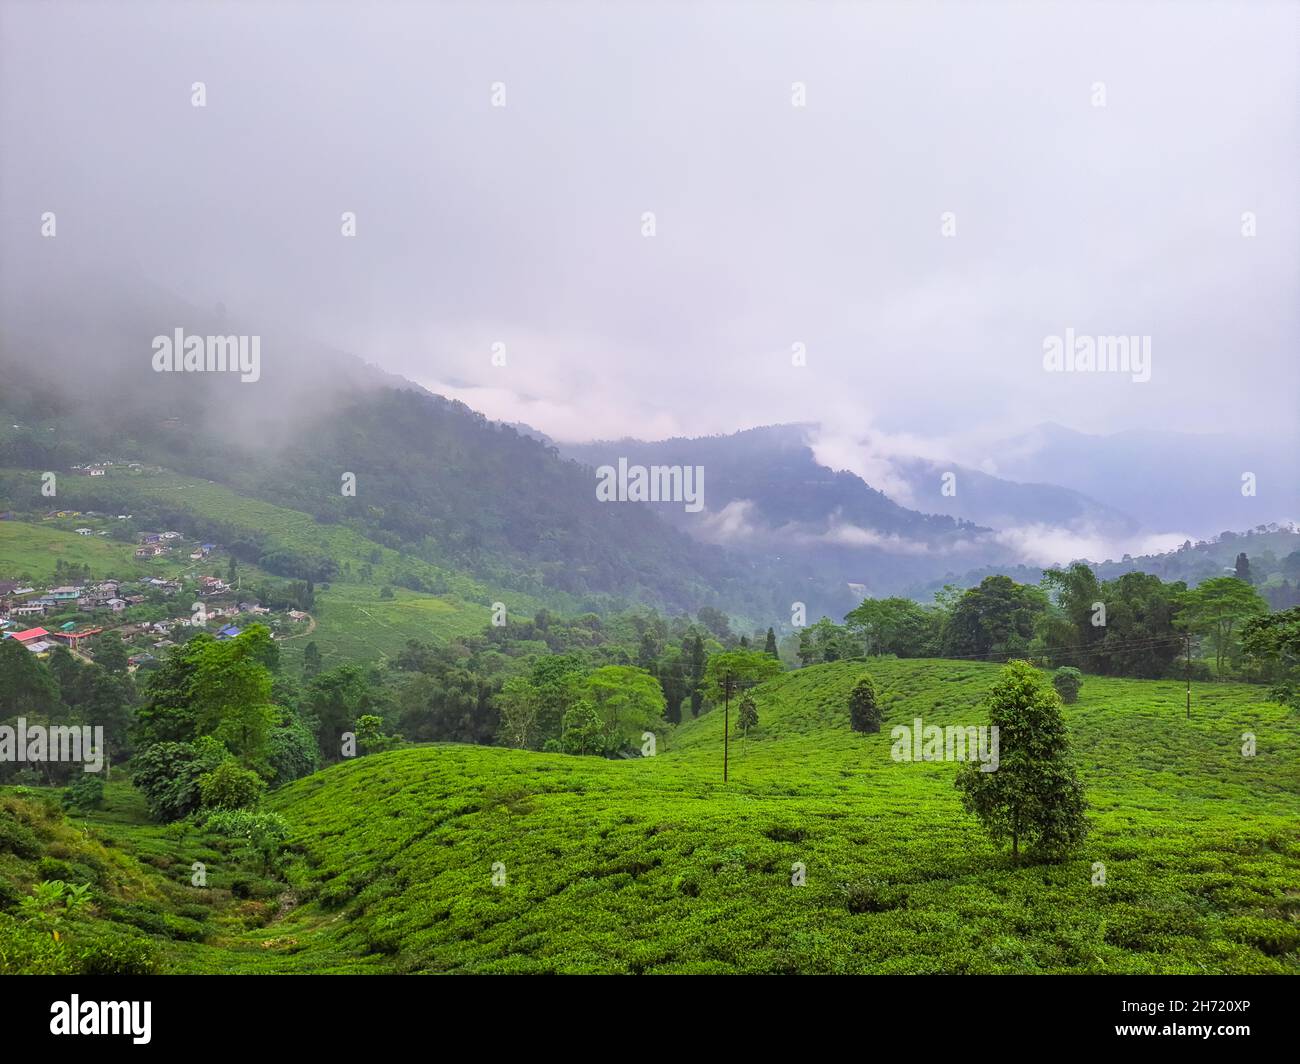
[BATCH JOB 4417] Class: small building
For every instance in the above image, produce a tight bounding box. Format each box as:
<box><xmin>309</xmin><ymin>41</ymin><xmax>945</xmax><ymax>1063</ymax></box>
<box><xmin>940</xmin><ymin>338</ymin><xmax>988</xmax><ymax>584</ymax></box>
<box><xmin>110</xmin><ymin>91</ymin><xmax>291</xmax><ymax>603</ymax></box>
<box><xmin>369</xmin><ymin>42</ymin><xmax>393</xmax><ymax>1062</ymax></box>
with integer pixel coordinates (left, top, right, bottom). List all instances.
<box><xmin>75</xmin><ymin>528</ymin><xmax>93</xmax><ymax>536</ymax></box>
<box><xmin>51</xmin><ymin>627</ymin><xmax>103</xmax><ymax>649</ymax></box>
<box><xmin>5</xmin><ymin>627</ymin><xmax>51</xmax><ymax>645</ymax></box>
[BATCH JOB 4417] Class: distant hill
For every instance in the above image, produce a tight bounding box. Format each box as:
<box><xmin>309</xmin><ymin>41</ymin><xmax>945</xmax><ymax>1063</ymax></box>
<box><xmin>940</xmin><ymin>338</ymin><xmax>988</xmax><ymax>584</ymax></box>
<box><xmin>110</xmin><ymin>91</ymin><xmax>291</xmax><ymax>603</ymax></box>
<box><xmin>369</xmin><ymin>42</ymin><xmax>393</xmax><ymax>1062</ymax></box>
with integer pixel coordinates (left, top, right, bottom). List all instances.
<box><xmin>988</xmin><ymin>422</ymin><xmax>1299</xmax><ymax>536</ymax></box>
<box><xmin>560</xmin><ymin>425</ymin><xmax>1147</xmax><ymax>599</ymax></box>
<box><xmin>0</xmin><ymin>274</ymin><xmax>820</xmax><ymax>624</ymax></box>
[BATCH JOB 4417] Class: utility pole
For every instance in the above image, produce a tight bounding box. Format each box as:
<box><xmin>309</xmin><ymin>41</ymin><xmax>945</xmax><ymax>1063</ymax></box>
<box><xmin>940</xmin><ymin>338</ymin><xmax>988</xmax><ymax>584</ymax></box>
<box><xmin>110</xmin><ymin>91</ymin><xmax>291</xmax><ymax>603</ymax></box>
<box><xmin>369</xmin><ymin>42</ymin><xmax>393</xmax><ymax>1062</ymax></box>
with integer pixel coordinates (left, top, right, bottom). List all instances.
<box><xmin>1185</xmin><ymin>632</ymin><xmax>1191</xmax><ymax>719</ymax></box>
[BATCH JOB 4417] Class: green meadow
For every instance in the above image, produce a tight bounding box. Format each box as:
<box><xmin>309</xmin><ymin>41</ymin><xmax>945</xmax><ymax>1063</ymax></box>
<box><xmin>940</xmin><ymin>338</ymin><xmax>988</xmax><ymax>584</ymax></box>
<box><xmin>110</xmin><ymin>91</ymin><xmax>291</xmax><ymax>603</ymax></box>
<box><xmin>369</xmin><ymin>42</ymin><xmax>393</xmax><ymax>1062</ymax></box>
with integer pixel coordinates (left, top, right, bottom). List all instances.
<box><xmin>0</xmin><ymin>521</ymin><xmax>153</xmax><ymax>582</ymax></box>
<box><xmin>4</xmin><ymin>659</ymin><xmax>1295</xmax><ymax>974</ymax></box>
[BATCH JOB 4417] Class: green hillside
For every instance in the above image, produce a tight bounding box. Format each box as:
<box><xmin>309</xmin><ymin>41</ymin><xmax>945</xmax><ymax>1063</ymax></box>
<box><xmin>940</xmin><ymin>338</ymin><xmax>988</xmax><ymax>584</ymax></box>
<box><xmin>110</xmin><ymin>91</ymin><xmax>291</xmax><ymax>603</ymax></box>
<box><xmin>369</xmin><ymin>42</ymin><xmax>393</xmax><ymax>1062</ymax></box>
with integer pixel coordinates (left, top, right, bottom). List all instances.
<box><xmin>0</xmin><ymin>520</ymin><xmax>155</xmax><ymax>581</ymax></box>
<box><xmin>0</xmin><ymin>468</ymin><xmax>543</xmax><ymax>667</ymax></box>
<box><xmin>9</xmin><ymin>659</ymin><xmax>1287</xmax><ymax>974</ymax></box>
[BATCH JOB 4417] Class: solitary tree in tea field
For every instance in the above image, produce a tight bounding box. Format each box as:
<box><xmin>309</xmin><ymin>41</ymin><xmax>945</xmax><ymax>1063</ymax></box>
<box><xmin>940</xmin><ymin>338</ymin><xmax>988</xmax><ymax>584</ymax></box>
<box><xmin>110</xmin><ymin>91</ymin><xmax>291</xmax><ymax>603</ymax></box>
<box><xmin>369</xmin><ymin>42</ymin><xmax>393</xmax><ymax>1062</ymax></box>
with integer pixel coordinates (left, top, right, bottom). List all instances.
<box><xmin>736</xmin><ymin>694</ymin><xmax>758</xmax><ymax>736</ymax></box>
<box><xmin>849</xmin><ymin>673</ymin><xmax>882</xmax><ymax>733</ymax></box>
<box><xmin>955</xmin><ymin>661</ymin><xmax>1088</xmax><ymax>861</ymax></box>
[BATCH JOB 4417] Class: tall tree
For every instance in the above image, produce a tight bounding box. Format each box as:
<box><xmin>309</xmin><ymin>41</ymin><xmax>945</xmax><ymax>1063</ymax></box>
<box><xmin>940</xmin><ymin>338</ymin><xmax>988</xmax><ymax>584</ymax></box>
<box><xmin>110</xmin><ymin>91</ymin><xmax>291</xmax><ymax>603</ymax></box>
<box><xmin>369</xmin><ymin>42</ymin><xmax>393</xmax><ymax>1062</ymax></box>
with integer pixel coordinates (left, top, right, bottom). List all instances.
<box><xmin>764</xmin><ymin>627</ymin><xmax>779</xmax><ymax>659</ymax></box>
<box><xmin>845</xmin><ymin>598</ymin><xmax>942</xmax><ymax>658</ymax></box>
<box><xmin>496</xmin><ymin>677</ymin><xmax>541</xmax><ymax>749</ymax></box>
<box><xmin>0</xmin><ymin>638</ymin><xmax>59</xmax><ymax>720</ymax></box>
<box><xmin>954</xmin><ymin>661</ymin><xmax>1089</xmax><ymax>860</ymax></box>
<box><xmin>656</xmin><ymin>645</ymin><xmax>687</xmax><ymax>725</ymax></box>
<box><xmin>93</xmin><ymin>632</ymin><xmax>130</xmax><ymax>675</ymax></box>
<box><xmin>1178</xmin><ymin>577</ymin><xmax>1268</xmax><ymax>673</ymax></box>
<box><xmin>702</xmin><ymin>650</ymin><xmax>782</xmax><ymax>704</ymax></box>
<box><xmin>736</xmin><ymin>694</ymin><xmax>758</xmax><ymax>736</ymax></box>
<box><xmin>848</xmin><ymin>673</ymin><xmax>882</xmax><ymax>733</ymax></box>
<box><xmin>1234</xmin><ymin>552</ymin><xmax>1252</xmax><ymax>584</ymax></box>
<box><xmin>583</xmin><ymin>665</ymin><xmax>666</xmax><ymax>747</ymax></box>
<box><xmin>688</xmin><ymin>633</ymin><xmax>706</xmax><ymax>717</ymax></box>
<box><xmin>303</xmin><ymin>641</ymin><xmax>323</xmax><ymax>679</ymax></box>
<box><xmin>944</xmin><ymin>576</ymin><xmax>1046</xmax><ymax>660</ymax></box>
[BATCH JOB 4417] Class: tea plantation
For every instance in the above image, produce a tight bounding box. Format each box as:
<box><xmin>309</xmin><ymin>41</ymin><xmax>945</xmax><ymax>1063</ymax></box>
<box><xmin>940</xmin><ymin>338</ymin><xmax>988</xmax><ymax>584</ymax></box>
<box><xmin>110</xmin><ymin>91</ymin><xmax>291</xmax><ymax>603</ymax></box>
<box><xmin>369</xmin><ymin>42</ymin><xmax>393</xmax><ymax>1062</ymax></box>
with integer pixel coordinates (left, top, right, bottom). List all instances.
<box><xmin>3</xmin><ymin>659</ymin><xmax>1297</xmax><ymax>973</ymax></box>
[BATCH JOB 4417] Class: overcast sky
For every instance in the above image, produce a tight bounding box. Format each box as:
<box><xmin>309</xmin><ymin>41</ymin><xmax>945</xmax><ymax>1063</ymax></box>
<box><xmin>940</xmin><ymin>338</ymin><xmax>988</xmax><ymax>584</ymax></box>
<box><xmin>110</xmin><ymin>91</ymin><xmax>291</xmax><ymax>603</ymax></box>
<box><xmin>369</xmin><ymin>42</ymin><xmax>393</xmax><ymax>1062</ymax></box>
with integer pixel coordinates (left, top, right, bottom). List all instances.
<box><xmin>3</xmin><ymin>0</ymin><xmax>1297</xmax><ymax>456</ymax></box>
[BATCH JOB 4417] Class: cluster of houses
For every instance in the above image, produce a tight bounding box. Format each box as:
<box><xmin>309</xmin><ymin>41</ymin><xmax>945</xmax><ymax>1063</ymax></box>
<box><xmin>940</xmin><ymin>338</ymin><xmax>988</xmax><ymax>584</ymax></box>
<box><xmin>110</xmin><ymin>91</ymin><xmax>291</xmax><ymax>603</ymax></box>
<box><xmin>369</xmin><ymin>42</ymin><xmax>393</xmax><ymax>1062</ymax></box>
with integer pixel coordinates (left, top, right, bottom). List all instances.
<box><xmin>71</xmin><ymin>461</ymin><xmax>150</xmax><ymax>477</ymax></box>
<box><xmin>130</xmin><ymin>530</ymin><xmax>217</xmax><ymax>561</ymax></box>
<box><xmin>44</xmin><ymin>508</ymin><xmax>130</xmax><ymax>535</ymax></box>
<box><xmin>1</xmin><ymin>564</ymin><xmax>299</xmax><ymax>666</ymax></box>
<box><xmin>1</xmin><ymin>578</ymin><xmax>152</xmax><ymax>632</ymax></box>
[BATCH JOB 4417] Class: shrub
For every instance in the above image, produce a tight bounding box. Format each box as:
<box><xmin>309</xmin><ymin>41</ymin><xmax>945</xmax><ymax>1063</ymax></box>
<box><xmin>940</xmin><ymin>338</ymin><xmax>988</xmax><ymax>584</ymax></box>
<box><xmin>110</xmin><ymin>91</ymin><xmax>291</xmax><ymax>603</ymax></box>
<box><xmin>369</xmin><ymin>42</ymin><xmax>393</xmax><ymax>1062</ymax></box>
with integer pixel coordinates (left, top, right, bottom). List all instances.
<box><xmin>132</xmin><ymin>739</ymin><xmax>228</xmax><ymax>822</ymax></box>
<box><xmin>0</xmin><ymin>813</ymin><xmax>41</xmax><ymax>858</ymax></box>
<box><xmin>201</xmin><ymin>809</ymin><xmax>288</xmax><ymax>870</ymax></box>
<box><xmin>355</xmin><ymin>714</ymin><xmax>401</xmax><ymax>755</ymax></box>
<box><xmin>839</xmin><ymin>877</ymin><xmax>903</xmax><ymax>914</ymax></box>
<box><xmin>849</xmin><ymin>673</ymin><xmax>882</xmax><ymax>733</ymax></box>
<box><xmin>1052</xmin><ymin>667</ymin><xmax>1083</xmax><ymax>704</ymax></box>
<box><xmin>62</xmin><ymin>774</ymin><xmax>106</xmax><ymax>812</ymax></box>
<box><xmin>267</xmin><ymin>713</ymin><xmax>319</xmax><ymax>787</ymax></box>
<box><xmin>197</xmin><ymin>761</ymin><xmax>267</xmax><ymax>812</ymax></box>
<box><xmin>74</xmin><ymin>929</ymin><xmax>160</xmax><ymax>975</ymax></box>
<box><xmin>1267</xmin><ymin>681</ymin><xmax>1299</xmax><ymax>711</ymax></box>
<box><xmin>0</xmin><ymin>912</ymin><xmax>74</xmax><ymax>974</ymax></box>
<box><xmin>36</xmin><ymin>857</ymin><xmax>75</xmax><ymax>882</ymax></box>
<box><xmin>0</xmin><ymin>875</ymin><xmax>21</xmax><ymax>912</ymax></box>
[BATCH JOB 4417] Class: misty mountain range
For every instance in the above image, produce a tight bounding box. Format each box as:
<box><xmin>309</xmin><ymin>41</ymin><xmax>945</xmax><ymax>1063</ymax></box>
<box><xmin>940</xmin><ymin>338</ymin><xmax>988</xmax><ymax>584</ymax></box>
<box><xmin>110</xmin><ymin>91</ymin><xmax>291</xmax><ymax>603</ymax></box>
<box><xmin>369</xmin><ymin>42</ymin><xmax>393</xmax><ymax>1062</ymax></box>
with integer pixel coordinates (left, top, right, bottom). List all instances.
<box><xmin>2</xmin><ymin>267</ymin><xmax>1294</xmax><ymax>623</ymax></box>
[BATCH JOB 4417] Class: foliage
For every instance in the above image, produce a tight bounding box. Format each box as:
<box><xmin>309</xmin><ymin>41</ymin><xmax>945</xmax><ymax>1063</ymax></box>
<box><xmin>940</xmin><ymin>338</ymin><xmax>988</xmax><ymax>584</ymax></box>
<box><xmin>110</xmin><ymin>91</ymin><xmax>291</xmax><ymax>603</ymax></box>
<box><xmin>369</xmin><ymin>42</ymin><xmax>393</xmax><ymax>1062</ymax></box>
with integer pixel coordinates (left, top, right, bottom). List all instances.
<box><xmin>18</xmin><ymin>879</ymin><xmax>91</xmax><ymax>934</ymax></box>
<box><xmin>943</xmin><ymin>576</ymin><xmax>1046</xmax><ymax>660</ymax></box>
<box><xmin>955</xmin><ymin>661</ymin><xmax>1089</xmax><ymax>860</ymax></box>
<box><xmin>1178</xmin><ymin>577</ymin><xmax>1268</xmax><ymax>673</ymax></box>
<box><xmin>131</xmin><ymin>738</ymin><xmax>228</xmax><ymax>822</ymax></box>
<box><xmin>844</xmin><ymin>597</ymin><xmax>942</xmax><ymax>657</ymax></box>
<box><xmin>266</xmin><ymin>711</ymin><xmax>320</xmax><ymax>787</ymax></box>
<box><xmin>736</xmin><ymin>694</ymin><xmax>758</xmax><ymax>735</ymax></box>
<box><xmin>560</xmin><ymin>699</ymin><xmax>604</xmax><ymax>755</ymax></box>
<box><xmin>496</xmin><ymin>677</ymin><xmax>542</xmax><ymax>749</ymax></box>
<box><xmin>702</xmin><ymin>650</ymin><xmax>782</xmax><ymax>704</ymax></box>
<box><xmin>1052</xmin><ymin>667</ymin><xmax>1083</xmax><ymax>704</ymax></box>
<box><xmin>583</xmin><ymin>665</ymin><xmax>666</xmax><ymax>748</ymax></box>
<box><xmin>354</xmin><ymin>714</ymin><xmax>401</xmax><ymax>755</ymax></box>
<box><xmin>62</xmin><ymin>774</ymin><xmax>105</xmax><ymax>812</ymax></box>
<box><xmin>848</xmin><ymin>673</ymin><xmax>882</xmax><ymax>733</ymax></box>
<box><xmin>197</xmin><ymin>760</ymin><xmax>267</xmax><ymax>812</ymax></box>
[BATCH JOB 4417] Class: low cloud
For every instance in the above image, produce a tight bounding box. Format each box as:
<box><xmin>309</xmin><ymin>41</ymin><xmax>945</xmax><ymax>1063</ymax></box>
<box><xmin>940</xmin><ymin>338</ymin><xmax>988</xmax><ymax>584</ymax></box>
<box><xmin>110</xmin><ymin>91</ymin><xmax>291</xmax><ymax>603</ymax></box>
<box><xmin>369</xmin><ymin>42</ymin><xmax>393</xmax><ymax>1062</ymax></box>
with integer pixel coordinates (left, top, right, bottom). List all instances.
<box><xmin>696</xmin><ymin>499</ymin><xmax>761</xmax><ymax>544</ymax></box>
<box><xmin>993</xmin><ymin>524</ymin><xmax>1194</xmax><ymax>567</ymax></box>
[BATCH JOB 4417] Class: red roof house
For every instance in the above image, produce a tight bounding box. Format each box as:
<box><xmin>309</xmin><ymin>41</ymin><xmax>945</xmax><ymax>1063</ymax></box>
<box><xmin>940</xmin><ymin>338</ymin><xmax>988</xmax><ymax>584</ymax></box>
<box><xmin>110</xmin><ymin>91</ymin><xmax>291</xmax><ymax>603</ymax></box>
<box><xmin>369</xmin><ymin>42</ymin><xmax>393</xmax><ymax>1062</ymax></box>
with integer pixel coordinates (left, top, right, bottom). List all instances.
<box><xmin>7</xmin><ymin>627</ymin><xmax>51</xmax><ymax>644</ymax></box>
